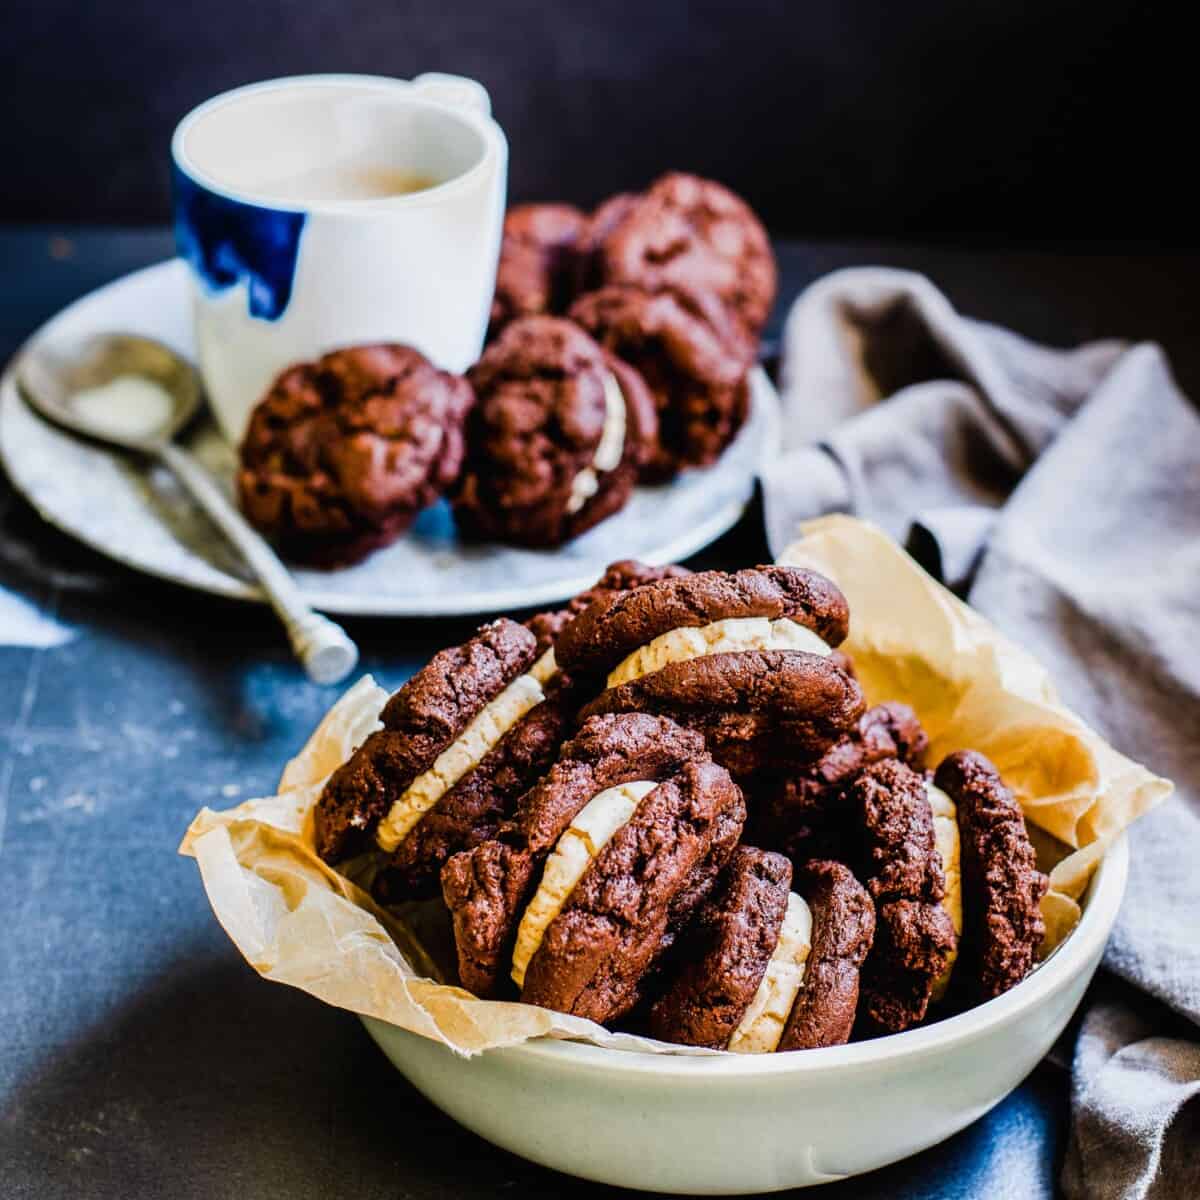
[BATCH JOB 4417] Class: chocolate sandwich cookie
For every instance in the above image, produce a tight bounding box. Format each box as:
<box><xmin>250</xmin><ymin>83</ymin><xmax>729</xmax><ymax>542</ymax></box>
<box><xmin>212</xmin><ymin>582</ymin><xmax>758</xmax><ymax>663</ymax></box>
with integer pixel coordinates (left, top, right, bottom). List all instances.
<box><xmin>315</xmin><ymin>618</ymin><xmax>558</xmax><ymax>892</ymax></box>
<box><xmin>454</xmin><ymin>317</ymin><xmax>657</xmax><ymax>547</ymax></box>
<box><xmin>592</xmin><ymin>172</ymin><xmax>777</xmax><ymax>335</ymax></box>
<box><xmin>489</xmin><ymin>204</ymin><xmax>589</xmax><ymax>337</ymax></box>
<box><xmin>569</xmin><ymin>283</ymin><xmax>756</xmax><ymax>481</ymax></box>
<box><xmin>849</xmin><ymin>760</ymin><xmax>958</xmax><ymax>1035</ymax></box>
<box><xmin>933</xmin><ymin>751</ymin><xmax>1048</xmax><ymax>1003</ymax></box>
<box><xmin>557</xmin><ymin>565</ymin><xmax>850</xmax><ymax>680</ymax></box>
<box><xmin>748</xmin><ymin>701</ymin><xmax>930</xmax><ymax>865</ymax></box>
<box><xmin>442</xmin><ymin>713</ymin><xmax>745</xmax><ymax>1008</ymax></box>
<box><xmin>649</xmin><ymin>849</ymin><xmax>874</xmax><ymax>1052</ymax></box>
<box><xmin>238</xmin><ymin>344</ymin><xmax>473</xmax><ymax>566</ymax></box>
<box><xmin>562</xmin><ymin>566</ymin><xmax>860</xmax><ymax>773</ymax></box>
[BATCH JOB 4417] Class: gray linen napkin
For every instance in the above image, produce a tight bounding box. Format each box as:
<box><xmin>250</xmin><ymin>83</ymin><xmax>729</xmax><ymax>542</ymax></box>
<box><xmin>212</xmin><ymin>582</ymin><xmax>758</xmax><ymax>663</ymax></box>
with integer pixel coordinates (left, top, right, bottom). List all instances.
<box><xmin>762</xmin><ymin>268</ymin><xmax>1200</xmax><ymax>1199</ymax></box>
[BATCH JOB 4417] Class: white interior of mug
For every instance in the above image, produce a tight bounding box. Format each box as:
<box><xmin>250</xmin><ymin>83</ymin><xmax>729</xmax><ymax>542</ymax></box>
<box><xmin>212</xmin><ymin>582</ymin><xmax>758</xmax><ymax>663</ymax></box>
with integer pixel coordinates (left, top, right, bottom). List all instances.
<box><xmin>173</xmin><ymin>76</ymin><xmax>490</xmax><ymax>211</ymax></box>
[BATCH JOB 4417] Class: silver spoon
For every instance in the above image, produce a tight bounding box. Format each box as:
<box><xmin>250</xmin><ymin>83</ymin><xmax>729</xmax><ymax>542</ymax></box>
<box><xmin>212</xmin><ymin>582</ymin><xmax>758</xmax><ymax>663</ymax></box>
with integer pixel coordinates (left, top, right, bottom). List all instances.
<box><xmin>17</xmin><ymin>333</ymin><xmax>359</xmax><ymax>685</ymax></box>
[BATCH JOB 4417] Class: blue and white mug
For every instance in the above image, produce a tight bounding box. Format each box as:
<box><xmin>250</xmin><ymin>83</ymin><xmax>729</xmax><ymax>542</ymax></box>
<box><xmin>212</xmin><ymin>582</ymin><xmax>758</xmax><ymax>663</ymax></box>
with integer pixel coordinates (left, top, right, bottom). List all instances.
<box><xmin>171</xmin><ymin>73</ymin><xmax>507</xmax><ymax>443</ymax></box>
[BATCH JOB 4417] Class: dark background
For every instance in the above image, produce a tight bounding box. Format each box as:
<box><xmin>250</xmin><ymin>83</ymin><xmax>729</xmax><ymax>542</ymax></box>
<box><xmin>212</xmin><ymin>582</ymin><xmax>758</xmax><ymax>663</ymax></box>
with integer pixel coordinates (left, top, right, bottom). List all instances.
<box><xmin>3</xmin><ymin>0</ymin><xmax>1189</xmax><ymax>241</ymax></box>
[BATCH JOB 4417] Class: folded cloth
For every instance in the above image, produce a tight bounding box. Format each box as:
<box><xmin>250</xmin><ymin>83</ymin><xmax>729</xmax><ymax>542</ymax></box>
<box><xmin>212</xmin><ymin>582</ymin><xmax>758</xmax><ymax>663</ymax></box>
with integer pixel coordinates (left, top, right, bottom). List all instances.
<box><xmin>764</xmin><ymin>268</ymin><xmax>1200</xmax><ymax>1200</ymax></box>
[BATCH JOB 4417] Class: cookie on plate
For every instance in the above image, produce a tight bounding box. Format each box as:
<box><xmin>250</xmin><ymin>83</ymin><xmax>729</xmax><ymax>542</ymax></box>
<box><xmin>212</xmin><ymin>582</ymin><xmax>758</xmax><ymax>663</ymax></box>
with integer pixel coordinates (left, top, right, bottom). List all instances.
<box><xmin>747</xmin><ymin>701</ymin><xmax>930</xmax><ymax>866</ymax></box>
<box><xmin>562</xmin><ymin>566</ymin><xmax>862</xmax><ymax>774</ymax></box>
<box><xmin>442</xmin><ymin>713</ymin><xmax>745</xmax><ymax>1012</ymax></box>
<box><xmin>454</xmin><ymin>317</ymin><xmax>657</xmax><ymax>546</ymax></box>
<box><xmin>238</xmin><ymin>344</ymin><xmax>472</xmax><ymax>566</ymax></box>
<box><xmin>569</xmin><ymin>284</ymin><xmax>756</xmax><ymax>481</ymax></box>
<box><xmin>932</xmin><ymin>750</ymin><xmax>1048</xmax><ymax>1004</ymax></box>
<box><xmin>591</xmin><ymin>172</ymin><xmax>777</xmax><ymax>335</ymax></box>
<box><xmin>649</xmin><ymin>848</ymin><xmax>874</xmax><ymax>1052</ymax></box>
<box><xmin>489</xmin><ymin>204</ymin><xmax>590</xmax><ymax>337</ymax></box>
<box><xmin>849</xmin><ymin>760</ymin><xmax>959</xmax><ymax>1035</ymax></box>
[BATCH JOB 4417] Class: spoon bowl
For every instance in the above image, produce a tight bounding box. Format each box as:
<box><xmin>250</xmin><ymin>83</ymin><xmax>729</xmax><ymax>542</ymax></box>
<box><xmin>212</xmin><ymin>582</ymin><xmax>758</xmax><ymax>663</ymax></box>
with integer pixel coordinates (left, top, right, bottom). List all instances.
<box><xmin>18</xmin><ymin>333</ymin><xmax>203</xmax><ymax>452</ymax></box>
<box><xmin>16</xmin><ymin>333</ymin><xmax>359</xmax><ymax>686</ymax></box>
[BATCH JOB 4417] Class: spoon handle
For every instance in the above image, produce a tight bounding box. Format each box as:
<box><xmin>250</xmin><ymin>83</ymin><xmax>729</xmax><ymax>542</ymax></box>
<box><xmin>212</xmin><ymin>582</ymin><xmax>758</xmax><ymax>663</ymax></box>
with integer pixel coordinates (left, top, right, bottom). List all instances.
<box><xmin>156</xmin><ymin>441</ymin><xmax>359</xmax><ymax>685</ymax></box>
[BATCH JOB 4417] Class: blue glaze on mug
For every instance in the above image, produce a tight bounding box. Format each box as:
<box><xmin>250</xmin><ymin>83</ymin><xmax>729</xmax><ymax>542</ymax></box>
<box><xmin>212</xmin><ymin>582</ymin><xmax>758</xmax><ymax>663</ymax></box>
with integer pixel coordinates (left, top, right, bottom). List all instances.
<box><xmin>172</xmin><ymin>166</ymin><xmax>306</xmax><ymax>321</ymax></box>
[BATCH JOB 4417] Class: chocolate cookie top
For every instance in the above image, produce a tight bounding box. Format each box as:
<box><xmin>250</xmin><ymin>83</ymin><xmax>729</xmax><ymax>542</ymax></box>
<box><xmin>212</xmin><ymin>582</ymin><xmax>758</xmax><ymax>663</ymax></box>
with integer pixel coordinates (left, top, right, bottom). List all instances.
<box><xmin>454</xmin><ymin>317</ymin><xmax>657</xmax><ymax>547</ymax></box>
<box><xmin>489</xmin><ymin>204</ymin><xmax>589</xmax><ymax>335</ymax></box>
<box><xmin>778</xmin><ymin>859</ymin><xmax>876</xmax><ymax>1051</ymax></box>
<box><xmin>649</xmin><ymin>847</ymin><xmax>793</xmax><ymax>1049</ymax></box>
<box><xmin>556</xmin><ymin>565</ymin><xmax>850</xmax><ymax>678</ymax></box>
<box><xmin>238</xmin><ymin>344</ymin><xmax>473</xmax><ymax>566</ymax></box>
<box><xmin>569</xmin><ymin>283</ymin><xmax>755</xmax><ymax>481</ymax></box>
<box><xmin>594</xmin><ymin>172</ymin><xmax>777</xmax><ymax>334</ymax></box>
<box><xmin>934</xmin><ymin>751</ymin><xmax>1048</xmax><ymax>1002</ymax></box>
<box><xmin>575</xmin><ymin>192</ymin><xmax>642</xmax><ymax>288</ymax></box>
<box><xmin>525</xmin><ymin>559</ymin><xmax>692</xmax><ymax>654</ymax></box>
<box><xmin>315</xmin><ymin>618</ymin><xmax>536</xmax><ymax>863</ymax></box>
<box><xmin>850</xmin><ymin>759</ymin><xmax>957</xmax><ymax>1034</ymax></box>
<box><xmin>520</xmin><ymin>755</ymin><xmax>745</xmax><ymax>1024</ymax></box>
<box><xmin>580</xmin><ymin>651</ymin><xmax>865</xmax><ymax>777</ymax></box>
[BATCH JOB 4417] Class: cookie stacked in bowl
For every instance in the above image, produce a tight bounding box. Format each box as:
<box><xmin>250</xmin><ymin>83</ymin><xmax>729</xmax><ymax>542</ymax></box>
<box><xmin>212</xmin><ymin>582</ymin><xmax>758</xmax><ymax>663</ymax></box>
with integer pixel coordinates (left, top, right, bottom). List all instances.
<box><xmin>236</xmin><ymin>173</ymin><xmax>777</xmax><ymax>562</ymax></box>
<box><xmin>312</xmin><ymin>560</ymin><xmax>1050</xmax><ymax>1053</ymax></box>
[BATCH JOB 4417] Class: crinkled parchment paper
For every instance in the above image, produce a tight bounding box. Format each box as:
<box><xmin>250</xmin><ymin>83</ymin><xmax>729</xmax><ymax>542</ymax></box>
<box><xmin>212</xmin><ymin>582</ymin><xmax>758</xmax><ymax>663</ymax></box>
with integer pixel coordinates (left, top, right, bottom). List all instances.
<box><xmin>180</xmin><ymin>515</ymin><xmax>1172</xmax><ymax>1055</ymax></box>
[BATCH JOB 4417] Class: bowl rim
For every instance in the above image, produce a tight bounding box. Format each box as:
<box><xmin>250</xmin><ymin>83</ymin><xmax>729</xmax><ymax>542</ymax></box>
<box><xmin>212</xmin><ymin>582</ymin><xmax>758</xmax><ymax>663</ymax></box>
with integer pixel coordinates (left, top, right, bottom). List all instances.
<box><xmin>482</xmin><ymin>832</ymin><xmax>1127</xmax><ymax>1077</ymax></box>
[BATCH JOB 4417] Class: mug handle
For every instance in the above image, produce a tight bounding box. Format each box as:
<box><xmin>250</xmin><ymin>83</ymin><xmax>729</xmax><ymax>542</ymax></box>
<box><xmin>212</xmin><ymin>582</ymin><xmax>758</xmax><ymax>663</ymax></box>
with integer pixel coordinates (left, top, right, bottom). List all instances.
<box><xmin>412</xmin><ymin>72</ymin><xmax>492</xmax><ymax>117</ymax></box>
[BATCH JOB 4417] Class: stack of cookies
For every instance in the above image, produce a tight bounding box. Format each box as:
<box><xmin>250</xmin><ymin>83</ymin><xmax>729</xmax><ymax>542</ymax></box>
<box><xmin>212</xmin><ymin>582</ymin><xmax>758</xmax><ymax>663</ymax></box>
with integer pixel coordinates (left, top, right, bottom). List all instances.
<box><xmin>313</xmin><ymin>561</ymin><xmax>1050</xmax><ymax>1053</ymax></box>
<box><xmin>236</xmin><ymin>173</ymin><xmax>777</xmax><ymax>563</ymax></box>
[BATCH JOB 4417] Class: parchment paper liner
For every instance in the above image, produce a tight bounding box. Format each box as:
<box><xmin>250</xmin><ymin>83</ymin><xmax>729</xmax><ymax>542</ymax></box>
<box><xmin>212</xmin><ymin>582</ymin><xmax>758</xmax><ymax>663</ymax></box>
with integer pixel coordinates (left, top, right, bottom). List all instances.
<box><xmin>180</xmin><ymin>515</ymin><xmax>1172</xmax><ymax>1056</ymax></box>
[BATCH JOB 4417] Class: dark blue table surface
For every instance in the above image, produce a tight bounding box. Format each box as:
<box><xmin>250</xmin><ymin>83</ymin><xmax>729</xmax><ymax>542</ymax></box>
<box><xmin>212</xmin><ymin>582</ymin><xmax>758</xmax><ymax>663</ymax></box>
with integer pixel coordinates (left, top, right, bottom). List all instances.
<box><xmin>3</xmin><ymin>228</ymin><xmax>1198</xmax><ymax>1200</ymax></box>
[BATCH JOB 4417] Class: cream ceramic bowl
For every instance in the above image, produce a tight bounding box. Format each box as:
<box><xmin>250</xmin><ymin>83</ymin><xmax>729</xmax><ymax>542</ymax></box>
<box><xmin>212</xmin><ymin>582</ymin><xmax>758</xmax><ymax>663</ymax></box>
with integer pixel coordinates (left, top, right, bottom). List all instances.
<box><xmin>363</xmin><ymin>835</ymin><xmax>1126</xmax><ymax>1194</ymax></box>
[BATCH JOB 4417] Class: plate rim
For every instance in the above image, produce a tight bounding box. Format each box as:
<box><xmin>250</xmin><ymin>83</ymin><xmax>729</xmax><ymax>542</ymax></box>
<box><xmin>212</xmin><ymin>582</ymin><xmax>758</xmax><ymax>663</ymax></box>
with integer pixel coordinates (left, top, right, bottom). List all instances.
<box><xmin>0</xmin><ymin>258</ymin><xmax>770</xmax><ymax>617</ymax></box>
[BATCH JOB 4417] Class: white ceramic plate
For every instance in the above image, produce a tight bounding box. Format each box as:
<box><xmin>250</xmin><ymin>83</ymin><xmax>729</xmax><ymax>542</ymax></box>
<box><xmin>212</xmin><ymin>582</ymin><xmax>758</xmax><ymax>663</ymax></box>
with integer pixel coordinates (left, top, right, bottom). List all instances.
<box><xmin>0</xmin><ymin>259</ymin><xmax>778</xmax><ymax>616</ymax></box>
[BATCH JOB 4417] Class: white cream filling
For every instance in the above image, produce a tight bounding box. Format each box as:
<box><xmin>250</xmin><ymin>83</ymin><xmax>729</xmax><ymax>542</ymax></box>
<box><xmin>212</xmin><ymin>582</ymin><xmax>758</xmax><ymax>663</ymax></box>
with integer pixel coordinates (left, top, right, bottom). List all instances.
<box><xmin>566</xmin><ymin>371</ymin><xmax>627</xmax><ymax>515</ymax></box>
<box><xmin>510</xmin><ymin>778</ymin><xmax>657</xmax><ymax>988</ymax></box>
<box><xmin>727</xmin><ymin>892</ymin><xmax>814</xmax><ymax>1054</ymax></box>
<box><xmin>374</xmin><ymin>672</ymin><xmax>546</xmax><ymax>853</ymax></box>
<box><xmin>928</xmin><ymin>781</ymin><xmax>963</xmax><ymax>1002</ymax></box>
<box><xmin>607</xmin><ymin>616</ymin><xmax>832</xmax><ymax>690</ymax></box>
<box><xmin>529</xmin><ymin>647</ymin><xmax>559</xmax><ymax>685</ymax></box>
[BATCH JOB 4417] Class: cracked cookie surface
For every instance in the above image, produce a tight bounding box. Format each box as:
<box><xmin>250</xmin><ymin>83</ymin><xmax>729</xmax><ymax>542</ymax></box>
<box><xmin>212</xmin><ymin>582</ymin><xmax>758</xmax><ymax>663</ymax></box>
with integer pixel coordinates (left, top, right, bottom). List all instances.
<box><xmin>238</xmin><ymin>344</ymin><xmax>472</xmax><ymax>566</ymax></box>
<box><xmin>455</xmin><ymin>317</ymin><xmax>656</xmax><ymax>547</ymax></box>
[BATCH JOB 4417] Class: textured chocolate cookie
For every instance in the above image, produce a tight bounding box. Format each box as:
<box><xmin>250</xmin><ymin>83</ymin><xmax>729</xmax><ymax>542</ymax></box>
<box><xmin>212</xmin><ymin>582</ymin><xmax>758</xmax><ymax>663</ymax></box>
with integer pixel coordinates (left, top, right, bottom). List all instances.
<box><xmin>934</xmin><ymin>751</ymin><xmax>1048</xmax><ymax>1002</ymax></box>
<box><xmin>371</xmin><ymin>685</ymin><xmax>573</xmax><ymax>902</ymax></box>
<box><xmin>489</xmin><ymin>204</ymin><xmax>589</xmax><ymax>336</ymax></box>
<box><xmin>748</xmin><ymin>701</ymin><xmax>930</xmax><ymax>865</ymax></box>
<box><xmin>524</xmin><ymin>559</ymin><xmax>692</xmax><ymax>655</ymax></box>
<box><xmin>238</xmin><ymin>344</ymin><xmax>473</xmax><ymax>566</ymax></box>
<box><xmin>520</xmin><ymin>756</ymin><xmax>745</xmax><ymax>1024</ymax></box>
<box><xmin>593</xmin><ymin>172</ymin><xmax>777</xmax><ymax>334</ymax></box>
<box><xmin>850</xmin><ymin>760</ymin><xmax>958</xmax><ymax>1035</ymax></box>
<box><xmin>778</xmin><ymin>860</ymin><xmax>876</xmax><ymax>1051</ymax></box>
<box><xmin>556</xmin><ymin>565</ymin><xmax>850</xmax><ymax>680</ymax></box>
<box><xmin>315</xmin><ymin>618</ymin><xmax>539</xmax><ymax>869</ymax></box>
<box><xmin>454</xmin><ymin>317</ymin><xmax>657</xmax><ymax>546</ymax></box>
<box><xmin>649</xmin><ymin>847</ymin><xmax>793</xmax><ymax>1049</ymax></box>
<box><xmin>581</xmin><ymin>651</ymin><xmax>865</xmax><ymax>777</ymax></box>
<box><xmin>569</xmin><ymin>283</ymin><xmax>755</xmax><ymax>481</ymax></box>
<box><xmin>441</xmin><ymin>713</ymin><xmax>740</xmax><ymax>1001</ymax></box>
<box><xmin>574</xmin><ymin>192</ymin><xmax>642</xmax><ymax>289</ymax></box>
